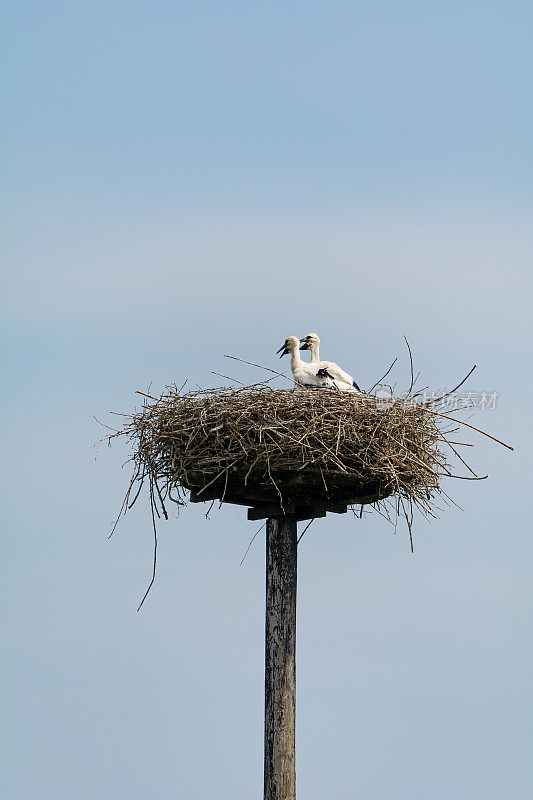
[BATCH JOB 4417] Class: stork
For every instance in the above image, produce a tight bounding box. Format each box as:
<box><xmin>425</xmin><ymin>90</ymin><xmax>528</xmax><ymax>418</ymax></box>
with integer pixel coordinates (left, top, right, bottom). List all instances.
<box><xmin>300</xmin><ymin>332</ymin><xmax>362</xmax><ymax>392</ymax></box>
<box><xmin>276</xmin><ymin>336</ymin><xmax>336</xmax><ymax>389</ymax></box>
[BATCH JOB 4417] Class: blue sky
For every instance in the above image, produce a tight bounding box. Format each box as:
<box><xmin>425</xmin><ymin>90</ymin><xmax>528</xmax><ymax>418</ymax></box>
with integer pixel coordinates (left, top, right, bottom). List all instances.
<box><xmin>2</xmin><ymin>2</ymin><xmax>532</xmax><ymax>799</ymax></box>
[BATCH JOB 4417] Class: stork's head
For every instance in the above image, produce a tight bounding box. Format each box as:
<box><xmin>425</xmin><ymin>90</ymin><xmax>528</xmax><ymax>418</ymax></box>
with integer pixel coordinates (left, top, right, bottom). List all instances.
<box><xmin>299</xmin><ymin>332</ymin><xmax>320</xmax><ymax>351</ymax></box>
<box><xmin>276</xmin><ymin>336</ymin><xmax>300</xmax><ymax>358</ymax></box>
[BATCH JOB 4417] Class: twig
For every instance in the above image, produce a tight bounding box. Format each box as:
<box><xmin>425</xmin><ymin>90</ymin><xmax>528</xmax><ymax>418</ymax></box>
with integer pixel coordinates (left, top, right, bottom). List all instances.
<box><xmin>136</xmin><ymin>484</ymin><xmax>158</xmax><ymax>612</ymax></box>
<box><xmin>422</xmin><ymin>407</ymin><xmax>513</xmax><ymax>451</ymax></box>
<box><xmin>446</xmin><ymin>473</ymin><xmax>488</xmax><ymax>480</ymax></box>
<box><xmin>136</xmin><ymin>390</ymin><xmax>160</xmax><ymax>401</ymax></box>
<box><xmin>428</xmin><ymin>365</ymin><xmax>477</xmax><ymax>405</ymax></box>
<box><xmin>108</xmin><ymin>493</ymin><xmax>129</xmax><ymax>539</ymax></box>
<box><xmin>439</xmin><ymin>434</ymin><xmax>478</xmax><ymax>477</ymax></box>
<box><xmin>404</xmin><ymin>336</ymin><xmax>415</xmax><ymax>394</ymax></box>
<box><xmin>211</xmin><ymin>371</ymin><xmax>246</xmax><ymax>385</ymax></box>
<box><xmin>224</xmin><ymin>355</ymin><xmax>294</xmax><ymax>382</ymax></box>
<box><xmin>367</xmin><ymin>358</ymin><xmax>398</xmax><ymax>395</ymax></box>
<box><xmin>240</xmin><ymin>522</ymin><xmax>266</xmax><ymax>565</ymax></box>
<box><xmin>297</xmin><ymin>518</ymin><xmax>315</xmax><ymax>545</ymax></box>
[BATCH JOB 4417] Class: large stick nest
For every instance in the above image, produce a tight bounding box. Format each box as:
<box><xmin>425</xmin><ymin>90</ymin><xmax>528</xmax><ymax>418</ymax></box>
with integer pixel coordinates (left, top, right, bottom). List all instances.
<box><xmin>113</xmin><ymin>385</ymin><xmax>459</xmax><ymax>528</ymax></box>
<box><xmin>104</xmin><ymin>358</ymin><xmax>513</xmax><ymax>608</ymax></box>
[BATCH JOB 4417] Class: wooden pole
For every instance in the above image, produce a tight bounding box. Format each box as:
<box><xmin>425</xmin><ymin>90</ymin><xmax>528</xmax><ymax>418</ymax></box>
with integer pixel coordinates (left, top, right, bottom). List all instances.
<box><xmin>264</xmin><ymin>514</ymin><xmax>297</xmax><ymax>800</ymax></box>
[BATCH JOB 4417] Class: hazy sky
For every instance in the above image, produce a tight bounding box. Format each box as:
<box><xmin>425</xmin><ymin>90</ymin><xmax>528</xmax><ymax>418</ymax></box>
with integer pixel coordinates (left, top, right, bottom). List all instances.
<box><xmin>2</xmin><ymin>2</ymin><xmax>532</xmax><ymax>799</ymax></box>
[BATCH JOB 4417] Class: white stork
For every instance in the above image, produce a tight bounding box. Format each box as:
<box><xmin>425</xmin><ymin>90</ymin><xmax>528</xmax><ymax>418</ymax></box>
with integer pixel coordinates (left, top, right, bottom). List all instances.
<box><xmin>299</xmin><ymin>332</ymin><xmax>362</xmax><ymax>392</ymax></box>
<box><xmin>276</xmin><ymin>336</ymin><xmax>336</xmax><ymax>389</ymax></box>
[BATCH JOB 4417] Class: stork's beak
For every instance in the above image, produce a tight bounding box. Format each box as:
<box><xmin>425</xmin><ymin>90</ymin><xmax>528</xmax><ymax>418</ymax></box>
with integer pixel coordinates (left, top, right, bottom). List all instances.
<box><xmin>276</xmin><ymin>344</ymin><xmax>289</xmax><ymax>357</ymax></box>
<box><xmin>299</xmin><ymin>342</ymin><xmax>309</xmax><ymax>350</ymax></box>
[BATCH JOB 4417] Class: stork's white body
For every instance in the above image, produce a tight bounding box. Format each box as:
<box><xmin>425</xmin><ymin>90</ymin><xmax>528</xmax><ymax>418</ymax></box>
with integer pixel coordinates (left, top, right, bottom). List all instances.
<box><xmin>279</xmin><ymin>336</ymin><xmax>336</xmax><ymax>389</ymax></box>
<box><xmin>302</xmin><ymin>334</ymin><xmax>361</xmax><ymax>393</ymax></box>
<box><xmin>290</xmin><ymin>348</ymin><xmax>336</xmax><ymax>389</ymax></box>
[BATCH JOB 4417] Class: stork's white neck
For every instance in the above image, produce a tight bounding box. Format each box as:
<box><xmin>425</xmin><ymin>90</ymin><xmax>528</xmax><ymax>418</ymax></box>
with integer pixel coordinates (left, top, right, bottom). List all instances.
<box><xmin>290</xmin><ymin>348</ymin><xmax>303</xmax><ymax>370</ymax></box>
<box><xmin>309</xmin><ymin>341</ymin><xmax>320</xmax><ymax>362</ymax></box>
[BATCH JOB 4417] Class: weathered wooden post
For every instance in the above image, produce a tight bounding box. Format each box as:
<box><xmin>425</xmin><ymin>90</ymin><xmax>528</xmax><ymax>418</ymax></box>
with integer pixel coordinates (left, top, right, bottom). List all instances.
<box><xmin>264</xmin><ymin>514</ymin><xmax>297</xmax><ymax>800</ymax></box>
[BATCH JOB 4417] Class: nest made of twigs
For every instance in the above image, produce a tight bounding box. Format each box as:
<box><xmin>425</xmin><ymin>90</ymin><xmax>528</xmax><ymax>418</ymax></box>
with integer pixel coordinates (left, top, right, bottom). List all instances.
<box><xmin>103</xmin><ymin>356</ymin><xmax>513</xmax><ymax>608</ymax></box>
<box><xmin>113</xmin><ymin>385</ymin><xmax>457</xmax><ymax>529</ymax></box>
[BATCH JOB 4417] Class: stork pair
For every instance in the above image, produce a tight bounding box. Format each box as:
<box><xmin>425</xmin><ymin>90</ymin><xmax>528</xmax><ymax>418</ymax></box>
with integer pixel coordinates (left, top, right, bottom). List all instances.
<box><xmin>277</xmin><ymin>333</ymin><xmax>362</xmax><ymax>392</ymax></box>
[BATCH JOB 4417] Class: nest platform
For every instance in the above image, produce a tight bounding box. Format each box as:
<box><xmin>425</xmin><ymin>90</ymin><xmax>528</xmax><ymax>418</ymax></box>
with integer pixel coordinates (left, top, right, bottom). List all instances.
<box><xmin>118</xmin><ymin>385</ymin><xmax>447</xmax><ymax>524</ymax></box>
